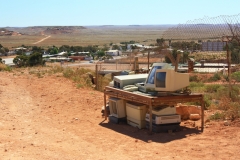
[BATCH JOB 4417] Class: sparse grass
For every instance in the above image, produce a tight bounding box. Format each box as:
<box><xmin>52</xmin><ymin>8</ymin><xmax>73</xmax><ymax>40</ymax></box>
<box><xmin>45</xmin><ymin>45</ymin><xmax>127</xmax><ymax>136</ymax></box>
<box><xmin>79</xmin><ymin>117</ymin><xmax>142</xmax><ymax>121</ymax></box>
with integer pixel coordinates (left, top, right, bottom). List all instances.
<box><xmin>204</xmin><ymin>94</ymin><xmax>212</xmax><ymax>109</ymax></box>
<box><xmin>189</xmin><ymin>82</ymin><xmax>205</xmax><ymax>93</ymax></box>
<box><xmin>209</xmin><ymin>112</ymin><xmax>224</xmax><ymax>120</ymax></box>
<box><xmin>76</xmin><ymin>83</ymin><xmax>83</xmax><ymax>89</ymax></box>
<box><xmin>190</xmin><ymin>52</ymin><xmax>226</xmax><ymax>62</ymax></box>
<box><xmin>216</xmin><ymin>96</ymin><xmax>240</xmax><ymax>120</ymax></box>
<box><xmin>61</xmin><ymin>67</ymin><xmax>95</xmax><ymax>88</ymax></box>
<box><xmin>0</xmin><ymin>63</ymin><xmax>12</xmax><ymax>71</ymax></box>
<box><xmin>207</xmin><ymin>73</ymin><xmax>221</xmax><ymax>82</ymax></box>
<box><xmin>204</xmin><ymin>84</ymin><xmax>222</xmax><ymax>93</ymax></box>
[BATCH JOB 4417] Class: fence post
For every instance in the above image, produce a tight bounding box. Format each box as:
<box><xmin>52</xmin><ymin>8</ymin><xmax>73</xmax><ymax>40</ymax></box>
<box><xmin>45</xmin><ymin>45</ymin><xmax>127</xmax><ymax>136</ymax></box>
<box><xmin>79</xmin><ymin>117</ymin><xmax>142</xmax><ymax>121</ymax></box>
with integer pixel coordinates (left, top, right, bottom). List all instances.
<box><xmin>95</xmin><ymin>64</ymin><xmax>98</xmax><ymax>90</ymax></box>
<box><xmin>134</xmin><ymin>56</ymin><xmax>139</xmax><ymax>73</ymax></box>
<box><xmin>148</xmin><ymin>51</ymin><xmax>150</xmax><ymax>73</ymax></box>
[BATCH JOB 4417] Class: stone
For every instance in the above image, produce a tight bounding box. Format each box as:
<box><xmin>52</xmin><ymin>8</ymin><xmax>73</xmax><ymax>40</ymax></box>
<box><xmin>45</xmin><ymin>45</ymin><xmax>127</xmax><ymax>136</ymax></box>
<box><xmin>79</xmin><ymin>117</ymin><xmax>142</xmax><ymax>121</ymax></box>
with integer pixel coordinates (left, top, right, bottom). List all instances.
<box><xmin>224</xmin><ymin>120</ymin><xmax>230</xmax><ymax>126</ymax></box>
<box><xmin>189</xmin><ymin>114</ymin><xmax>201</xmax><ymax>121</ymax></box>
<box><xmin>176</xmin><ymin>105</ymin><xmax>189</xmax><ymax>120</ymax></box>
<box><xmin>188</xmin><ymin>105</ymin><xmax>201</xmax><ymax>115</ymax></box>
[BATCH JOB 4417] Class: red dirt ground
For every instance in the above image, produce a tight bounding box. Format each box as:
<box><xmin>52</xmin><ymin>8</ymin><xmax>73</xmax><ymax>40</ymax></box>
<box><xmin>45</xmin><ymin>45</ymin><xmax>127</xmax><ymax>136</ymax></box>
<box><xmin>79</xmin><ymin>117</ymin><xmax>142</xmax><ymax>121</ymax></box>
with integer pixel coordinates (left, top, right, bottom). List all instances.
<box><xmin>0</xmin><ymin>70</ymin><xmax>240</xmax><ymax>160</ymax></box>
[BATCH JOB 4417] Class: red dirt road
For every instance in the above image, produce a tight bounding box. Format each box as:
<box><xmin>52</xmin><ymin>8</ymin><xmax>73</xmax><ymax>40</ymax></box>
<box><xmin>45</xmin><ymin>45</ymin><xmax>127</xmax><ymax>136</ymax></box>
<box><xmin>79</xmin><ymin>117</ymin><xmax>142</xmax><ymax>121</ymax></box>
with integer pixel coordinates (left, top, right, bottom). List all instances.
<box><xmin>0</xmin><ymin>71</ymin><xmax>240</xmax><ymax>160</ymax></box>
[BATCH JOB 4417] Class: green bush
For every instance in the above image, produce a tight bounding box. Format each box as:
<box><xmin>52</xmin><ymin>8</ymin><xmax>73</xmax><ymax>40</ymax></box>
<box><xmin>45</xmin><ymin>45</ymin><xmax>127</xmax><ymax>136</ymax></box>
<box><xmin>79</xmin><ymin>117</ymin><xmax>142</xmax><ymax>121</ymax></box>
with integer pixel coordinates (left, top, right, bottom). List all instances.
<box><xmin>215</xmin><ymin>85</ymin><xmax>228</xmax><ymax>99</ymax></box>
<box><xmin>215</xmin><ymin>85</ymin><xmax>240</xmax><ymax>101</ymax></box>
<box><xmin>189</xmin><ymin>75</ymin><xmax>199</xmax><ymax>82</ymax></box>
<box><xmin>204</xmin><ymin>94</ymin><xmax>212</xmax><ymax>109</ymax></box>
<box><xmin>189</xmin><ymin>82</ymin><xmax>204</xmax><ymax>88</ymax></box>
<box><xmin>230</xmin><ymin>85</ymin><xmax>240</xmax><ymax>102</ymax></box>
<box><xmin>13</xmin><ymin>52</ymin><xmax>44</xmax><ymax>67</ymax></box>
<box><xmin>207</xmin><ymin>73</ymin><xmax>221</xmax><ymax>82</ymax></box>
<box><xmin>209</xmin><ymin>112</ymin><xmax>224</xmax><ymax>120</ymax></box>
<box><xmin>189</xmin><ymin>82</ymin><xmax>205</xmax><ymax>93</ymax></box>
<box><xmin>204</xmin><ymin>84</ymin><xmax>221</xmax><ymax>93</ymax></box>
<box><xmin>232</xmin><ymin>71</ymin><xmax>240</xmax><ymax>82</ymax></box>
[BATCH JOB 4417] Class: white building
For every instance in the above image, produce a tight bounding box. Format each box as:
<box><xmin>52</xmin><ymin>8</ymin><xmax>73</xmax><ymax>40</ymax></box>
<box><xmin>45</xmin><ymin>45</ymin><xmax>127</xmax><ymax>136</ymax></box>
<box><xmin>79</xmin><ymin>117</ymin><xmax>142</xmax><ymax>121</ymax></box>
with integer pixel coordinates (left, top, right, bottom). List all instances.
<box><xmin>106</xmin><ymin>50</ymin><xmax>122</xmax><ymax>56</ymax></box>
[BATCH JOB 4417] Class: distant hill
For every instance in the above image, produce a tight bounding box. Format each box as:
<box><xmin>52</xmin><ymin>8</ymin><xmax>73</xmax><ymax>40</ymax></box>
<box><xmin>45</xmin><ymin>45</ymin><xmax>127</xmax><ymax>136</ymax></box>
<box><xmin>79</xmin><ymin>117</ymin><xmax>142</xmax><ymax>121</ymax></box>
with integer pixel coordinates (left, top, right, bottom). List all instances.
<box><xmin>42</xmin><ymin>26</ymin><xmax>86</xmax><ymax>35</ymax></box>
<box><xmin>4</xmin><ymin>26</ymin><xmax>86</xmax><ymax>35</ymax></box>
<box><xmin>0</xmin><ymin>28</ymin><xmax>23</xmax><ymax>36</ymax></box>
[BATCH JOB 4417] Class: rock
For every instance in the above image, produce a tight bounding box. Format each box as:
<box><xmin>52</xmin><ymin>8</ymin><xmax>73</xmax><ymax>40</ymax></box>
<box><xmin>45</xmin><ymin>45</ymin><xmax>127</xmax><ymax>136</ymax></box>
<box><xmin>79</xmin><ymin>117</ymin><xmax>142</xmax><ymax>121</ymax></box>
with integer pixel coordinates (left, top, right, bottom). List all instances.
<box><xmin>176</xmin><ymin>105</ymin><xmax>189</xmax><ymax>120</ymax></box>
<box><xmin>224</xmin><ymin>120</ymin><xmax>230</xmax><ymax>126</ymax></box>
<box><xmin>188</xmin><ymin>105</ymin><xmax>201</xmax><ymax>115</ymax></box>
<box><xmin>176</xmin><ymin>105</ymin><xmax>202</xmax><ymax>120</ymax></box>
<box><xmin>189</xmin><ymin>114</ymin><xmax>201</xmax><ymax>121</ymax></box>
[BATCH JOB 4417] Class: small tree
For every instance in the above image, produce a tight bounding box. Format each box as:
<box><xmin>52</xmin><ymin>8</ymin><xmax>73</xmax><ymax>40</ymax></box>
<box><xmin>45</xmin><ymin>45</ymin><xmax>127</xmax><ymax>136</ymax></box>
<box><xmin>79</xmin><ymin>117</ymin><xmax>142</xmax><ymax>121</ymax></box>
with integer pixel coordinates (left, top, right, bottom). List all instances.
<box><xmin>112</xmin><ymin>45</ymin><xmax>120</xmax><ymax>50</ymax></box>
<box><xmin>13</xmin><ymin>55</ymin><xmax>28</xmax><ymax>67</ymax></box>
<box><xmin>97</xmin><ymin>50</ymin><xmax>105</xmax><ymax>58</ymax></box>
<box><xmin>13</xmin><ymin>52</ymin><xmax>44</xmax><ymax>67</ymax></box>
<box><xmin>156</xmin><ymin>38</ymin><xmax>165</xmax><ymax>46</ymax></box>
<box><xmin>28</xmin><ymin>52</ymin><xmax>43</xmax><ymax>66</ymax></box>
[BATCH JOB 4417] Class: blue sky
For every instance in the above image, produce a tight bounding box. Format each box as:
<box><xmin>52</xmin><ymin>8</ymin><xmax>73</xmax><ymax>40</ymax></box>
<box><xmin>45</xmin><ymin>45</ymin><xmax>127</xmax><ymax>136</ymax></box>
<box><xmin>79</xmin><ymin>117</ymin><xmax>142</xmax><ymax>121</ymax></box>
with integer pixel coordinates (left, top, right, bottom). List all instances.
<box><xmin>1</xmin><ymin>0</ymin><xmax>240</xmax><ymax>27</ymax></box>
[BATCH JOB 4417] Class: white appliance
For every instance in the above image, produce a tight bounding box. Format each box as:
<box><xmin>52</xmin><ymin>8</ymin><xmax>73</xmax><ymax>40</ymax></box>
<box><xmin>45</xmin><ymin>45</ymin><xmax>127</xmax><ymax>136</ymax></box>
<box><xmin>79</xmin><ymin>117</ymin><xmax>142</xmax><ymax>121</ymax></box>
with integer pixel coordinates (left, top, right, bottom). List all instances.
<box><xmin>114</xmin><ymin>74</ymin><xmax>148</xmax><ymax>89</ymax></box>
<box><xmin>126</xmin><ymin>102</ymin><xmax>147</xmax><ymax>129</ymax></box>
<box><xmin>145</xmin><ymin>114</ymin><xmax>181</xmax><ymax>125</ymax></box>
<box><xmin>108</xmin><ymin>97</ymin><xmax>126</xmax><ymax>118</ymax></box>
<box><xmin>144</xmin><ymin>63</ymin><xmax>189</xmax><ymax>92</ymax></box>
<box><xmin>152</xmin><ymin>105</ymin><xmax>176</xmax><ymax>116</ymax></box>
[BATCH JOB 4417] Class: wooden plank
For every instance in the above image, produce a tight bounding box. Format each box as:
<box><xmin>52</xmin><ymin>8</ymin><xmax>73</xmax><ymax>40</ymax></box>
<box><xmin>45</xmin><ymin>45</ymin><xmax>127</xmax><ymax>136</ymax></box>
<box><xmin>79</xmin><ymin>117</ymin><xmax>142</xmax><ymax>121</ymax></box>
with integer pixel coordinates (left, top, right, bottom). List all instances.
<box><xmin>105</xmin><ymin>86</ymin><xmax>203</xmax><ymax>106</ymax></box>
<box><xmin>105</xmin><ymin>86</ymin><xmax>152</xmax><ymax>105</ymax></box>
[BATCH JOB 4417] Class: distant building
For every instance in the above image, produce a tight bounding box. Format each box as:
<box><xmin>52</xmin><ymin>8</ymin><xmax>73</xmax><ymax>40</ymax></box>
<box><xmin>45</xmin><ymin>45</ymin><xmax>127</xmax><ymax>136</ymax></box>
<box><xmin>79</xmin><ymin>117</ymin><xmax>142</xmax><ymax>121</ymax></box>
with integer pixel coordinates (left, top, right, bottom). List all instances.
<box><xmin>127</xmin><ymin>44</ymin><xmax>156</xmax><ymax>51</ymax></box>
<box><xmin>57</xmin><ymin>51</ymin><xmax>67</xmax><ymax>56</ymax></box>
<box><xmin>106</xmin><ymin>50</ymin><xmax>122</xmax><ymax>56</ymax></box>
<box><xmin>15</xmin><ymin>47</ymin><xmax>27</xmax><ymax>50</ymax></box>
<box><xmin>202</xmin><ymin>41</ymin><xmax>226</xmax><ymax>51</ymax></box>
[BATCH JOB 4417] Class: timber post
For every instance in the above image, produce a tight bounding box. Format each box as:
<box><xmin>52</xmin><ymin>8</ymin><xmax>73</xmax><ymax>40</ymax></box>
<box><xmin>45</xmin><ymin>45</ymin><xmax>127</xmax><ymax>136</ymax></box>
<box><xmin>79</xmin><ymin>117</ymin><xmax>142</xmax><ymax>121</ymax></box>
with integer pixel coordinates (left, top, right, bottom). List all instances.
<box><xmin>201</xmin><ymin>97</ymin><xmax>204</xmax><ymax>132</ymax></box>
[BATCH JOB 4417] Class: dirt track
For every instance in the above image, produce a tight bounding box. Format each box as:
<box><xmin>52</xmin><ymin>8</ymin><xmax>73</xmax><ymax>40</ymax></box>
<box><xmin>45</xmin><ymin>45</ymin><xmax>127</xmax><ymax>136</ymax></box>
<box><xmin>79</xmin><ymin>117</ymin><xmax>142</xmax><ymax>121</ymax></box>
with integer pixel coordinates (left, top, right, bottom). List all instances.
<box><xmin>32</xmin><ymin>35</ymin><xmax>51</xmax><ymax>44</ymax></box>
<box><xmin>0</xmin><ymin>70</ymin><xmax>240</xmax><ymax>160</ymax></box>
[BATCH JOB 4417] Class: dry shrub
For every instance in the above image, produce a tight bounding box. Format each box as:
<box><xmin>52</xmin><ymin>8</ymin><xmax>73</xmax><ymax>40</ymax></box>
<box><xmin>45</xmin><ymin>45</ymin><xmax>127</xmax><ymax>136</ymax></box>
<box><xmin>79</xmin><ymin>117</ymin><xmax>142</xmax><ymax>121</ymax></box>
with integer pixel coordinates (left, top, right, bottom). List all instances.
<box><xmin>62</xmin><ymin>67</ymin><xmax>95</xmax><ymax>88</ymax></box>
<box><xmin>218</xmin><ymin>96</ymin><xmax>240</xmax><ymax>120</ymax></box>
<box><xmin>0</xmin><ymin>63</ymin><xmax>5</xmax><ymax>70</ymax></box>
<box><xmin>0</xmin><ymin>63</ymin><xmax>12</xmax><ymax>71</ymax></box>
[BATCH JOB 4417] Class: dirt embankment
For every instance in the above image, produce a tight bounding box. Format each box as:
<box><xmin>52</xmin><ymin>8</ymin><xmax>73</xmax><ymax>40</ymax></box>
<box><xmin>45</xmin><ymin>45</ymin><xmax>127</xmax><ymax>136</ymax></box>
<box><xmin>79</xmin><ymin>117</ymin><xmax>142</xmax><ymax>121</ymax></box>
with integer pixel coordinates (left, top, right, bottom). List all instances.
<box><xmin>0</xmin><ymin>70</ymin><xmax>240</xmax><ymax>160</ymax></box>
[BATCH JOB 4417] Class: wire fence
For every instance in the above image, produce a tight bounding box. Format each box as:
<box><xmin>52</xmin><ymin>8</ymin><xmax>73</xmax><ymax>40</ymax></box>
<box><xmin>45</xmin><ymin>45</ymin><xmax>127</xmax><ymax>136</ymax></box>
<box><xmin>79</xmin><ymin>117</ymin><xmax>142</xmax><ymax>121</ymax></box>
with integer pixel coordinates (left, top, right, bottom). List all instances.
<box><xmin>162</xmin><ymin>13</ymin><xmax>240</xmax><ymax>42</ymax></box>
<box><xmin>94</xmin><ymin>14</ymin><xmax>240</xmax><ymax>91</ymax></box>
